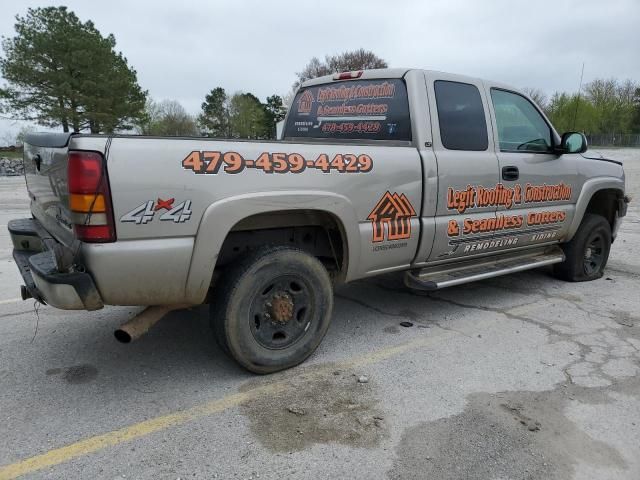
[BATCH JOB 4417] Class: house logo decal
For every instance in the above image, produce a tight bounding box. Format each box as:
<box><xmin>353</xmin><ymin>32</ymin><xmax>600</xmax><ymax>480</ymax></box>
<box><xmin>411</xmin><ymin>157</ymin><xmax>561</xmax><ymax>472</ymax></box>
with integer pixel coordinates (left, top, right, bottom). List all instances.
<box><xmin>297</xmin><ymin>90</ymin><xmax>314</xmax><ymax>114</ymax></box>
<box><xmin>367</xmin><ymin>191</ymin><xmax>417</xmax><ymax>243</ymax></box>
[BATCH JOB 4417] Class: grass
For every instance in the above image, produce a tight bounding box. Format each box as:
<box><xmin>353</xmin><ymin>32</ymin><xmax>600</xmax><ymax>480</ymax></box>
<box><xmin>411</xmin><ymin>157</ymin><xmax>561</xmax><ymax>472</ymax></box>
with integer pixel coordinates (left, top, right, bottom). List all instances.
<box><xmin>0</xmin><ymin>150</ymin><xmax>23</xmax><ymax>159</ymax></box>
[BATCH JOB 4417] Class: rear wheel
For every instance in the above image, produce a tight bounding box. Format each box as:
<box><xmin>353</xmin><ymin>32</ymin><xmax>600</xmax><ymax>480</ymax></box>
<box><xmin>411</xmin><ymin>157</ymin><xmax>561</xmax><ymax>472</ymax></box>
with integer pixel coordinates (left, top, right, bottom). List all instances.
<box><xmin>553</xmin><ymin>214</ymin><xmax>612</xmax><ymax>282</ymax></box>
<box><xmin>211</xmin><ymin>246</ymin><xmax>333</xmax><ymax>374</ymax></box>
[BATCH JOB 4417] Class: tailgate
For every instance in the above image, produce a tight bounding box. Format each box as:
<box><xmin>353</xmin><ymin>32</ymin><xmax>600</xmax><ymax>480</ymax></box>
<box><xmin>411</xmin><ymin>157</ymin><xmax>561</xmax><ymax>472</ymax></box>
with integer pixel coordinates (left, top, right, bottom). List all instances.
<box><xmin>23</xmin><ymin>133</ymin><xmax>110</xmax><ymax>247</ymax></box>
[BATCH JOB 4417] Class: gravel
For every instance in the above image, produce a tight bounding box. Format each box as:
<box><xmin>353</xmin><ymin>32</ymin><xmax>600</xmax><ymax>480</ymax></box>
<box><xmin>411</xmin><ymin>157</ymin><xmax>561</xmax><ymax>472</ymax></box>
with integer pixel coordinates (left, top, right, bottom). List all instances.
<box><xmin>0</xmin><ymin>156</ymin><xmax>24</xmax><ymax>176</ymax></box>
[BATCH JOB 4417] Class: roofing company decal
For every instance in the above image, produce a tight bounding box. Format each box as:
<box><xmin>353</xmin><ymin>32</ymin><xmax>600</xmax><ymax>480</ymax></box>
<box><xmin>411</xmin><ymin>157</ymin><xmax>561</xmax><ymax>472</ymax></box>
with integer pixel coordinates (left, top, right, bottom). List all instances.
<box><xmin>440</xmin><ymin>181</ymin><xmax>572</xmax><ymax>257</ymax></box>
<box><xmin>368</xmin><ymin>191</ymin><xmax>417</xmax><ymax>243</ymax></box>
<box><xmin>297</xmin><ymin>90</ymin><xmax>314</xmax><ymax>114</ymax></box>
<box><xmin>446</xmin><ymin>182</ymin><xmax>572</xmax><ymax>214</ymax></box>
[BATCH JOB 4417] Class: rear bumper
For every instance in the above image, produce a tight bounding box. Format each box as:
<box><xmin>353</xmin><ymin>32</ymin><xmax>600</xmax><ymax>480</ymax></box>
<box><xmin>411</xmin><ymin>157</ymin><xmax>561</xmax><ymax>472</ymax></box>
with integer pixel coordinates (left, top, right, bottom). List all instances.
<box><xmin>8</xmin><ymin>218</ymin><xmax>103</xmax><ymax>310</ymax></box>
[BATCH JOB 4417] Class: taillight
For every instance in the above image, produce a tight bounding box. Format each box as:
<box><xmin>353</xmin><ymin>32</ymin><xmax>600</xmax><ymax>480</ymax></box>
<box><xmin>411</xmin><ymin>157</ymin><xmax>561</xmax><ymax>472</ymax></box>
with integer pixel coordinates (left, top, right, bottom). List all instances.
<box><xmin>333</xmin><ymin>71</ymin><xmax>364</xmax><ymax>80</ymax></box>
<box><xmin>67</xmin><ymin>151</ymin><xmax>116</xmax><ymax>242</ymax></box>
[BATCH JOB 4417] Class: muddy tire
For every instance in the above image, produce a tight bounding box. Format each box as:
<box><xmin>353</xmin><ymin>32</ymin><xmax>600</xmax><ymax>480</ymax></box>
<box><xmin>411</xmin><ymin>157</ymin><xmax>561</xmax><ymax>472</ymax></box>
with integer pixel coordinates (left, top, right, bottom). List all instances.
<box><xmin>553</xmin><ymin>214</ymin><xmax>611</xmax><ymax>282</ymax></box>
<box><xmin>210</xmin><ymin>246</ymin><xmax>333</xmax><ymax>374</ymax></box>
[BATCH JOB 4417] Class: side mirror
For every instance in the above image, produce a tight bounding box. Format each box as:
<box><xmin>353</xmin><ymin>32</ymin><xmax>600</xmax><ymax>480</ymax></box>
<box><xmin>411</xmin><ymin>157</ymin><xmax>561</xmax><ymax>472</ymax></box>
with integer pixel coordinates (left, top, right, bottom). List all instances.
<box><xmin>560</xmin><ymin>132</ymin><xmax>588</xmax><ymax>154</ymax></box>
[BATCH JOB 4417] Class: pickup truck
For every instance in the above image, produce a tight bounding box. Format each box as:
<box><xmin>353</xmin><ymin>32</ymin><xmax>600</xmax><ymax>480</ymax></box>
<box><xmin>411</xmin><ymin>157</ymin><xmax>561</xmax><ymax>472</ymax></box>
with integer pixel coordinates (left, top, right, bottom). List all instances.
<box><xmin>9</xmin><ymin>68</ymin><xmax>628</xmax><ymax>373</ymax></box>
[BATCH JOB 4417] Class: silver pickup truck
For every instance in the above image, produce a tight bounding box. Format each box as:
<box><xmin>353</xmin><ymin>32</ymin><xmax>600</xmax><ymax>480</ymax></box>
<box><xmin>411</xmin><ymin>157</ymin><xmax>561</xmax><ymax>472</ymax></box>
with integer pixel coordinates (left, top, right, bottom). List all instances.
<box><xmin>9</xmin><ymin>68</ymin><xmax>628</xmax><ymax>373</ymax></box>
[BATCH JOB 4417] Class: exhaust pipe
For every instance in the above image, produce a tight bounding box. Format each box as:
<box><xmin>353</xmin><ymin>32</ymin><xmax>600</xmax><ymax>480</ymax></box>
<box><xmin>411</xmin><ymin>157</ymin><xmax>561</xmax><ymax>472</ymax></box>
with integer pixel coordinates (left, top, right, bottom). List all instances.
<box><xmin>20</xmin><ymin>285</ymin><xmax>33</xmax><ymax>300</ymax></box>
<box><xmin>114</xmin><ymin>304</ymin><xmax>189</xmax><ymax>343</ymax></box>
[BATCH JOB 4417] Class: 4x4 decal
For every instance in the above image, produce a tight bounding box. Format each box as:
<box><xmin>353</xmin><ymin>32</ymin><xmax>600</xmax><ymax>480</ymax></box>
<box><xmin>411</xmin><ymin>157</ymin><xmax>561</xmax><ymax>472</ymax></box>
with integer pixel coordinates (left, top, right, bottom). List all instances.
<box><xmin>120</xmin><ymin>198</ymin><xmax>192</xmax><ymax>225</ymax></box>
<box><xmin>368</xmin><ymin>191</ymin><xmax>416</xmax><ymax>243</ymax></box>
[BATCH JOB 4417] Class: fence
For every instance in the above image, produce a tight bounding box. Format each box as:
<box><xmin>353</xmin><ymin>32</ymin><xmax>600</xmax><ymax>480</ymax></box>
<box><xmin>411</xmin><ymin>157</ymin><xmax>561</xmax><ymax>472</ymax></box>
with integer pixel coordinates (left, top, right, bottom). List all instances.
<box><xmin>586</xmin><ymin>133</ymin><xmax>640</xmax><ymax>147</ymax></box>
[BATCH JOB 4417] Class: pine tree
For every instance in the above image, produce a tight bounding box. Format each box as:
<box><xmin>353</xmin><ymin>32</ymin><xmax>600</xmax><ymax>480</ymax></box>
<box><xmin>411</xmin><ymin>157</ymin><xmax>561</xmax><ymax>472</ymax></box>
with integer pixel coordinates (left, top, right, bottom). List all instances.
<box><xmin>0</xmin><ymin>7</ymin><xmax>146</xmax><ymax>133</ymax></box>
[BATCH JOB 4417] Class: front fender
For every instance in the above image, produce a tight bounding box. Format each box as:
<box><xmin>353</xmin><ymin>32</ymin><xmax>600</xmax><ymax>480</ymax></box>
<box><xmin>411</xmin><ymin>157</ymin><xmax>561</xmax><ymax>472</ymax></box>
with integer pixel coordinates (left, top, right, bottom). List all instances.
<box><xmin>567</xmin><ymin>177</ymin><xmax>625</xmax><ymax>240</ymax></box>
<box><xmin>183</xmin><ymin>190</ymin><xmax>360</xmax><ymax>304</ymax></box>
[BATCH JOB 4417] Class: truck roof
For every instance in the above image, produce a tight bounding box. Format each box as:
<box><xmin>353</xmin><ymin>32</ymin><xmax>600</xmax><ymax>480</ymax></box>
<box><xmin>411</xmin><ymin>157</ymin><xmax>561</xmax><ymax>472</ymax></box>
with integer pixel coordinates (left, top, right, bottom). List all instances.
<box><xmin>300</xmin><ymin>68</ymin><xmax>518</xmax><ymax>93</ymax></box>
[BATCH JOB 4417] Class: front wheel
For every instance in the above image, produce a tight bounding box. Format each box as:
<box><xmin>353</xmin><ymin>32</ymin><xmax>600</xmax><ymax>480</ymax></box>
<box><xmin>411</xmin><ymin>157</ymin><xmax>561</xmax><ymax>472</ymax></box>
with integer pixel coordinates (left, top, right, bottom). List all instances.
<box><xmin>211</xmin><ymin>246</ymin><xmax>333</xmax><ymax>374</ymax></box>
<box><xmin>553</xmin><ymin>213</ymin><xmax>612</xmax><ymax>282</ymax></box>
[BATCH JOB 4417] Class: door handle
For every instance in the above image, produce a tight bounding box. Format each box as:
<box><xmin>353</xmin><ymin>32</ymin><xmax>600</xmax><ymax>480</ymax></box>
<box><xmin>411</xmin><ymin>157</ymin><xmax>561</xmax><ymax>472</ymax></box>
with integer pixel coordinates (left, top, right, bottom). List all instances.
<box><xmin>502</xmin><ymin>166</ymin><xmax>519</xmax><ymax>181</ymax></box>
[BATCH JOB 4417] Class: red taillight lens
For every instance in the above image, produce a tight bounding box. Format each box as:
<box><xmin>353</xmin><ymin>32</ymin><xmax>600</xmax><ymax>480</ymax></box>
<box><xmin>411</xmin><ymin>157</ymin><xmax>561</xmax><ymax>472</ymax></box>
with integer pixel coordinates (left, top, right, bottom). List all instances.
<box><xmin>67</xmin><ymin>151</ymin><xmax>116</xmax><ymax>243</ymax></box>
<box><xmin>73</xmin><ymin>225</ymin><xmax>113</xmax><ymax>242</ymax></box>
<box><xmin>333</xmin><ymin>71</ymin><xmax>364</xmax><ymax>80</ymax></box>
<box><xmin>68</xmin><ymin>151</ymin><xmax>103</xmax><ymax>193</ymax></box>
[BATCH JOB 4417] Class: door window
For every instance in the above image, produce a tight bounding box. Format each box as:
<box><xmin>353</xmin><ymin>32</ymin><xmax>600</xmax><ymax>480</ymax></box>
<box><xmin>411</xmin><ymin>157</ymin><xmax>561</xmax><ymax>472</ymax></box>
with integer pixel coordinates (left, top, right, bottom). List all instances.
<box><xmin>490</xmin><ymin>89</ymin><xmax>552</xmax><ymax>152</ymax></box>
<box><xmin>434</xmin><ymin>80</ymin><xmax>488</xmax><ymax>151</ymax></box>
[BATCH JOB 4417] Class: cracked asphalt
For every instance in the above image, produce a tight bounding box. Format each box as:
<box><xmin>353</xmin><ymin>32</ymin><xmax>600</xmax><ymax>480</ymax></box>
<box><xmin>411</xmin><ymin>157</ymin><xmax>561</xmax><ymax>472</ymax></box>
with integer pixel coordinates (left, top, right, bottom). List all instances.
<box><xmin>0</xmin><ymin>148</ymin><xmax>639</xmax><ymax>479</ymax></box>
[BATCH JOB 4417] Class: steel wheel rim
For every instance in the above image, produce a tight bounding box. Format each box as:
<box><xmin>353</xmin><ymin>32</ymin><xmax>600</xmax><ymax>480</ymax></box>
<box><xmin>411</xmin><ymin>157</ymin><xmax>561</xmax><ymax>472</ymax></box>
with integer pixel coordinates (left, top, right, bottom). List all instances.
<box><xmin>249</xmin><ymin>274</ymin><xmax>313</xmax><ymax>350</ymax></box>
<box><xmin>583</xmin><ymin>233</ymin><xmax>605</xmax><ymax>275</ymax></box>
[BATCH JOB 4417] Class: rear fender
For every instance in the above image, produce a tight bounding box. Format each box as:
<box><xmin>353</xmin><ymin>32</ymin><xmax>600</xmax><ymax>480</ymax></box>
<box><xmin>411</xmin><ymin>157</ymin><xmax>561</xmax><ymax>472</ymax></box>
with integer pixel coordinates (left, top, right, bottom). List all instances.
<box><xmin>184</xmin><ymin>191</ymin><xmax>359</xmax><ymax>304</ymax></box>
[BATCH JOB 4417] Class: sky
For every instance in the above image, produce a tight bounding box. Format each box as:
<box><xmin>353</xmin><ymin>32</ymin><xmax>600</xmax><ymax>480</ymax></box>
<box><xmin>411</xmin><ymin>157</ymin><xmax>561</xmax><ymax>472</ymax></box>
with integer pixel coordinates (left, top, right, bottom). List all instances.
<box><xmin>1</xmin><ymin>0</ymin><xmax>639</xmax><ymax>143</ymax></box>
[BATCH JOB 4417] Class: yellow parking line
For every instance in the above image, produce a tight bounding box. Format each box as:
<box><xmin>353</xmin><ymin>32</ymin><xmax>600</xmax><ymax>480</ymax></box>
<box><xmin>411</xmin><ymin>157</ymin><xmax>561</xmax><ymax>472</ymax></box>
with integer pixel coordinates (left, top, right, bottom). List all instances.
<box><xmin>0</xmin><ymin>332</ymin><xmax>449</xmax><ymax>479</ymax></box>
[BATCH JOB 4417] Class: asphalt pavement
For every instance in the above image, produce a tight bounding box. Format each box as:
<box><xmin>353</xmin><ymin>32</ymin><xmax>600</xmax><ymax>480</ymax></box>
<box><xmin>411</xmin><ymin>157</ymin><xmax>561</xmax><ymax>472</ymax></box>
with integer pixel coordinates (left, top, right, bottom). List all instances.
<box><xmin>0</xmin><ymin>148</ymin><xmax>639</xmax><ymax>479</ymax></box>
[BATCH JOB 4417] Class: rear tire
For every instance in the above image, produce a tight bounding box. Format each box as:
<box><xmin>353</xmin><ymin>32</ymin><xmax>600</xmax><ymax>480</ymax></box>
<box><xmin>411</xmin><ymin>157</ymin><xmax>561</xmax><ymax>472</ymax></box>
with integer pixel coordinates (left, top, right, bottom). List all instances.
<box><xmin>553</xmin><ymin>214</ymin><xmax>611</xmax><ymax>282</ymax></box>
<box><xmin>210</xmin><ymin>246</ymin><xmax>333</xmax><ymax>374</ymax></box>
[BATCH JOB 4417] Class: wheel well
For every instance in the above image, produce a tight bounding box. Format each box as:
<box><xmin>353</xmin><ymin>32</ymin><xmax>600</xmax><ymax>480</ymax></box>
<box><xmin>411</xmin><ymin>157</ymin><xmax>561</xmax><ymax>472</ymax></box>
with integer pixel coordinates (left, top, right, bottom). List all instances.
<box><xmin>584</xmin><ymin>189</ymin><xmax>624</xmax><ymax>231</ymax></box>
<box><xmin>215</xmin><ymin>209</ymin><xmax>347</xmax><ymax>280</ymax></box>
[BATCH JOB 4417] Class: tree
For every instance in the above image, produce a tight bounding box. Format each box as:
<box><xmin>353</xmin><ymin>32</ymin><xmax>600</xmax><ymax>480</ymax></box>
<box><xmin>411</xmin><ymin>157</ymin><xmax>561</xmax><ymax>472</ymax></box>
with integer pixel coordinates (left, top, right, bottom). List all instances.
<box><xmin>583</xmin><ymin>78</ymin><xmax>636</xmax><ymax>134</ymax></box>
<box><xmin>138</xmin><ymin>99</ymin><xmax>198</xmax><ymax>136</ymax></box>
<box><xmin>547</xmin><ymin>92</ymin><xmax>598</xmax><ymax>133</ymax></box>
<box><xmin>228</xmin><ymin>93</ymin><xmax>269</xmax><ymax>139</ymax></box>
<box><xmin>546</xmin><ymin>78</ymin><xmax>639</xmax><ymax>135</ymax></box>
<box><xmin>15</xmin><ymin>125</ymin><xmax>34</xmax><ymax>147</ymax></box>
<box><xmin>631</xmin><ymin>87</ymin><xmax>640</xmax><ymax>133</ymax></box>
<box><xmin>0</xmin><ymin>7</ymin><xmax>146</xmax><ymax>133</ymax></box>
<box><xmin>199</xmin><ymin>89</ymin><xmax>283</xmax><ymax>139</ymax></box>
<box><xmin>325</xmin><ymin>49</ymin><xmax>388</xmax><ymax>74</ymax></box>
<box><xmin>198</xmin><ymin>87</ymin><xmax>229</xmax><ymax>137</ymax></box>
<box><xmin>295</xmin><ymin>57</ymin><xmax>331</xmax><ymax>88</ymax></box>
<box><xmin>294</xmin><ymin>48</ymin><xmax>387</xmax><ymax>88</ymax></box>
<box><xmin>262</xmin><ymin>95</ymin><xmax>287</xmax><ymax>138</ymax></box>
<box><xmin>522</xmin><ymin>88</ymin><xmax>548</xmax><ymax>112</ymax></box>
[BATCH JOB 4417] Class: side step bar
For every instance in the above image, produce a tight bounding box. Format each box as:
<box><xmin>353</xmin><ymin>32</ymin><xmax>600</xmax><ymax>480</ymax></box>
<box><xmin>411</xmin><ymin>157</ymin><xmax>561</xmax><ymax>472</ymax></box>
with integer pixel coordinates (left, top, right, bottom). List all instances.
<box><xmin>405</xmin><ymin>246</ymin><xmax>565</xmax><ymax>291</ymax></box>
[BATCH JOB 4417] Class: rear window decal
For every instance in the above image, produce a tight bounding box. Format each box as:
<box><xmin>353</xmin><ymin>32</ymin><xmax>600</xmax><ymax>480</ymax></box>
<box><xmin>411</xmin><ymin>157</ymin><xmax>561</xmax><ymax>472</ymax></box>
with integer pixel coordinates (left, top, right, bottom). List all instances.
<box><xmin>285</xmin><ymin>78</ymin><xmax>411</xmax><ymax>141</ymax></box>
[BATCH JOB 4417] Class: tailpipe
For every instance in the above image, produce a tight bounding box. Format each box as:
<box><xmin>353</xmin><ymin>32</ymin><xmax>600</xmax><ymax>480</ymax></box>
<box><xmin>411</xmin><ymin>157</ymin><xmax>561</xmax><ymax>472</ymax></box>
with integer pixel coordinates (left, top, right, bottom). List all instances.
<box><xmin>114</xmin><ymin>304</ymin><xmax>189</xmax><ymax>343</ymax></box>
<box><xmin>20</xmin><ymin>285</ymin><xmax>33</xmax><ymax>300</ymax></box>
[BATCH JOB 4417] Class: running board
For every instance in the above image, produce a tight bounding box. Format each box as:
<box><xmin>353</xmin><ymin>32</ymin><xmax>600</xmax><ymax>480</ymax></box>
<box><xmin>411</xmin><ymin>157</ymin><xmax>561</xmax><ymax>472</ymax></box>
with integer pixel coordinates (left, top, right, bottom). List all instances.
<box><xmin>405</xmin><ymin>246</ymin><xmax>565</xmax><ymax>291</ymax></box>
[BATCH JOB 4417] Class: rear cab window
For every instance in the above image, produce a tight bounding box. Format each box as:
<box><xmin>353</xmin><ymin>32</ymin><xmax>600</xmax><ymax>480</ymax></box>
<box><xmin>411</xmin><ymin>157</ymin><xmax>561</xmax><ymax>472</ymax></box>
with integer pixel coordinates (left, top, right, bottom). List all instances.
<box><xmin>284</xmin><ymin>78</ymin><xmax>411</xmax><ymax>141</ymax></box>
<box><xmin>434</xmin><ymin>80</ymin><xmax>488</xmax><ymax>151</ymax></box>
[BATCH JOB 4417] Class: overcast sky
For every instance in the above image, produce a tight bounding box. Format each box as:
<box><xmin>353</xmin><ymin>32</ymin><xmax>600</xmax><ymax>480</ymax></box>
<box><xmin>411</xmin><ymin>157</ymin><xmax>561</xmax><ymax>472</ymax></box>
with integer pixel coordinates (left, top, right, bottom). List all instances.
<box><xmin>1</xmin><ymin>0</ymin><xmax>639</xmax><ymax>142</ymax></box>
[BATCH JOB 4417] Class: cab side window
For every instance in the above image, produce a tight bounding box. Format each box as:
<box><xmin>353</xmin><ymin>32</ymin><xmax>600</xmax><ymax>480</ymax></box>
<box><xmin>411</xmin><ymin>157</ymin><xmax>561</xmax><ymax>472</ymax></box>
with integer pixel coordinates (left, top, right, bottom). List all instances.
<box><xmin>491</xmin><ymin>89</ymin><xmax>552</xmax><ymax>153</ymax></box>
<box><xmin>434</xmin><ymin>80</ymin><xmax>488</xmax><ymax>151</ymax></box>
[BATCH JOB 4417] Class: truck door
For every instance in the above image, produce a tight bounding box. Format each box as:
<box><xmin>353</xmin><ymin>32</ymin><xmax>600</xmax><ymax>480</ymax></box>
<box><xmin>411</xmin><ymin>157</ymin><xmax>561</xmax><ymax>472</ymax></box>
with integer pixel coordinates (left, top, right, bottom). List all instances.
<box><xmin>486</xmin><ymin>86</ymin><xmax>579</xmax><ymax>249</ymax></box>
<box><xmin>423</xmin><ymin>73</ymin><xmax>501</xmax><ymax>261</ymax></box>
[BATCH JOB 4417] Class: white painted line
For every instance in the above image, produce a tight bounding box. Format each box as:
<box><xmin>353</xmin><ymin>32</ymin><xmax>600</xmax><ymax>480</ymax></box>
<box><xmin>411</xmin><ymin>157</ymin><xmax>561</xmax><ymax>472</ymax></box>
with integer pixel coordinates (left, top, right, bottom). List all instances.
<box><xmin>0</xmin><ymin>297</ymin><xmax>22</xmax><ymax>305</ymax></box>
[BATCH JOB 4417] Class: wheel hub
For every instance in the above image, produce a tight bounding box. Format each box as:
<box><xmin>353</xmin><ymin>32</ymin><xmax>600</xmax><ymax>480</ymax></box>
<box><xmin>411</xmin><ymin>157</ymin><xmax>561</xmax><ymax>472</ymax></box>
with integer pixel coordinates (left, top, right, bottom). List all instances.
<box><xmin>583</xmin><ymin>234</ymin><xmax>605</xmax><ymax>275</ymax></box>
<box><xmin>268</xmin><ymin>292</ymin><xmax>294</xmax><ymax>324</ymax></box>
<box><xmin>249</xmin><ymin>275</ymin><xmax>313</xmax><ymax>350</ymax></box>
